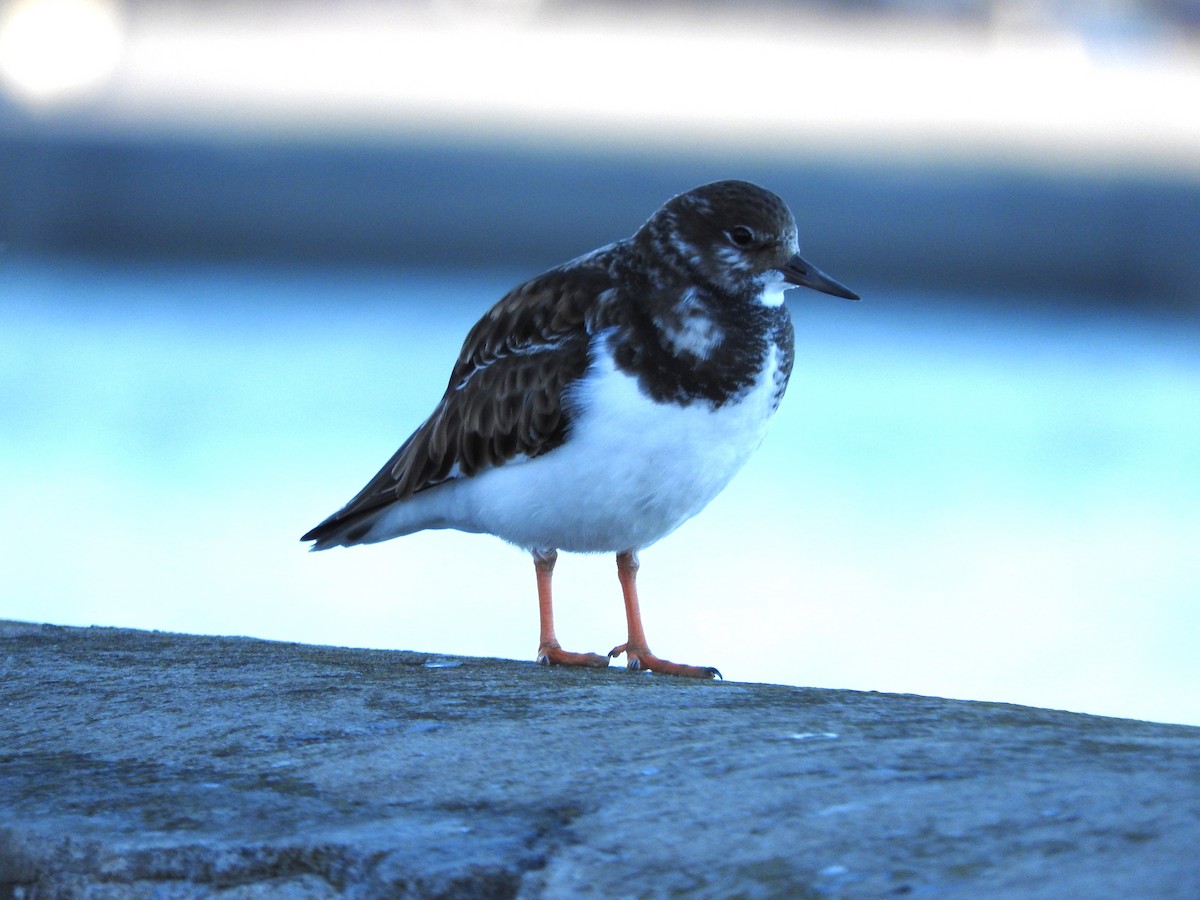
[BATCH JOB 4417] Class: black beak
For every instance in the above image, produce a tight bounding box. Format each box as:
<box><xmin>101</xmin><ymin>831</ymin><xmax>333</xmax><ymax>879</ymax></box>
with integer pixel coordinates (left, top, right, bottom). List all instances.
<box><xmin>780</xmin><ymin>254</ymin><xmax>860</xmax><ymax>301</ymax></box>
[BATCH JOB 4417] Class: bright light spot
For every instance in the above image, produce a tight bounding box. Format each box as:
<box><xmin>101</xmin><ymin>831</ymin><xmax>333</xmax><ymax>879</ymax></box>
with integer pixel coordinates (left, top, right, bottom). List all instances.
<box><xmin>0</xmin><ymin>0</ymin><xmax>124</xmax><ymax>103</ymax></box>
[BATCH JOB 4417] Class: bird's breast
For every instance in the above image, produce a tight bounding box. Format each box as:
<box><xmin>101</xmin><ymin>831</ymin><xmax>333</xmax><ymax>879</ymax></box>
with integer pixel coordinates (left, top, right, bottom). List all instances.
<box><xmin>549</xmin><ymin>333</ymin><xmax>787</xmax><ymax>544</ymax></box>
<box><xmin>609</xmin><ymin>297</ymin><xmax>789</xmax><ymax>410</ymax></box>
<box><xmin>434</xmin><ymin>327</ymin><xmax>792</xmax><ymax>553</ymax></box>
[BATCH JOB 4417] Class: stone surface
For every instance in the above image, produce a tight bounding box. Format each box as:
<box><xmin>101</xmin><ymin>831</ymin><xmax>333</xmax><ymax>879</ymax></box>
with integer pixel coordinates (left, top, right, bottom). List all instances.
<box><xmin>1</xmin><ymin>620</ymin><xmax>1198</xmax><ymax>898</ymax></box>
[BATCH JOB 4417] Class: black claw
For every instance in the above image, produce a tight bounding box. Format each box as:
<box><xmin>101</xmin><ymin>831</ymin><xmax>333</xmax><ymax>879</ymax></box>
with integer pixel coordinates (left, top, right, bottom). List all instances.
<box><xmin>707</xmin><ymin>667</ymin><xmax>723</xmax><ymax>680</ymax></box>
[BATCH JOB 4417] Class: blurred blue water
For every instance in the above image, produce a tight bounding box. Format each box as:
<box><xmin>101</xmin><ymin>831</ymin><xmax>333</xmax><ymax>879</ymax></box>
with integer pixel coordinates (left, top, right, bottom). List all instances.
<box><xmin>2</xmin><ymin>258</ymin><xmax>1198</xmax><ymax>725</ymax></box>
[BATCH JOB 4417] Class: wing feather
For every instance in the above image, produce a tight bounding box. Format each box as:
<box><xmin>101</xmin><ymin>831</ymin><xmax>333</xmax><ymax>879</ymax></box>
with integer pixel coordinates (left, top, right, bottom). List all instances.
<box><xmin>301</xmin><ymin>260</ymin><xmax>617</xmax><ymax>543</ymax></box>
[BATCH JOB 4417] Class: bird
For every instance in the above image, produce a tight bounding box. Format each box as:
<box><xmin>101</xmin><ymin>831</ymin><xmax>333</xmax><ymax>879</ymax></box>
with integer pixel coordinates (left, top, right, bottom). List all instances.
<box><xmin>302</xmin><ymin>179</ymin><xmax>859</xmax><ymax>679</ymax></box>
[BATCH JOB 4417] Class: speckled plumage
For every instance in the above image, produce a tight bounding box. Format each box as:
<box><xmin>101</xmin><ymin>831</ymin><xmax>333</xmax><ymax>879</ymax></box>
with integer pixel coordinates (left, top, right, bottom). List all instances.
<box><xmin>302</xmin><ymin>180</ymin><xmax>858</xmax><ymax>677</ymax></box>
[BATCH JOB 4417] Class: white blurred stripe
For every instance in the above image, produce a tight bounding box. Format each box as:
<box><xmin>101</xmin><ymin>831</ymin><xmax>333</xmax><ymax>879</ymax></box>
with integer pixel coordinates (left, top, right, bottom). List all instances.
<box><xmin>5</xmin><ymin>4</ymin><xmax>1200</xmax><ymax>176</ymax></box>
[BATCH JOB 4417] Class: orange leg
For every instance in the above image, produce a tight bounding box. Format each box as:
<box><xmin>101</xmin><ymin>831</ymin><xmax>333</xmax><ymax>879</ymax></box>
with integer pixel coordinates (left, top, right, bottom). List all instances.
<box><xmin>608</xmin><ymin>550</ymin><xmax>721</xmax><ymax>679</ymax></box>
<box><xmin>534</xmin><ymin>549</ymin><xmax>609</xmax><ymax>669</ymax></box>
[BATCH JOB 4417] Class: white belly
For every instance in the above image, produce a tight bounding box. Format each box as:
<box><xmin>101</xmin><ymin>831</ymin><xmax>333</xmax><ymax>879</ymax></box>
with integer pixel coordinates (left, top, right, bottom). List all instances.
<box><xmin>423</xmin><ymin>339</ymin><xmax>786</xmax><ymax>553</ymax></box>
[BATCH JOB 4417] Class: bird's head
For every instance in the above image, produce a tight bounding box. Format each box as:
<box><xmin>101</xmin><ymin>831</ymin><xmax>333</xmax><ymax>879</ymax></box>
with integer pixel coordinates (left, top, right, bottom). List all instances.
<box><xmin>637</xmin><ymin>180</ymin><xmax>859</xmax><ymax>303</ymax></box>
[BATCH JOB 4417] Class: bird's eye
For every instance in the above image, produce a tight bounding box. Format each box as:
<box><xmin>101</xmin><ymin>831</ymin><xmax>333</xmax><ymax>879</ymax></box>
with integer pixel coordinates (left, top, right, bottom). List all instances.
<box><xmin>727</xmin><ymin>226</ymin><xmax>756</xmax><ymax>248</ymax></box>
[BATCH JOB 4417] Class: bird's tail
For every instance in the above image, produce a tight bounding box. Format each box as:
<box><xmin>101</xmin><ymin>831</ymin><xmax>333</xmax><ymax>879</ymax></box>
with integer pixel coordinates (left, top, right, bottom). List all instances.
<box><xmin>301</xmin><ymin>504</ymin><xmax>392</xmax><ymax>551</ymax></box>
<box><xmin>301</xmin><ymin>485</ymin><xmax>459</xmax><ymax>551</ymax></box>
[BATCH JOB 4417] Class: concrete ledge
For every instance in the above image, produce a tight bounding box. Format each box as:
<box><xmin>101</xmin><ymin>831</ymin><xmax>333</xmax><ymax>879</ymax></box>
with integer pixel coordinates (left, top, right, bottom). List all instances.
<box><xmin>2</xmin><ymin>620</ymin><xmax>1198</xmax><ymax>897</ymax></box>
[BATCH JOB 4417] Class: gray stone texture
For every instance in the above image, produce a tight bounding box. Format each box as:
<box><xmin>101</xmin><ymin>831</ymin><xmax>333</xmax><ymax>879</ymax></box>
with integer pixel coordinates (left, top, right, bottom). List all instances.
<box><xmin>2</xmin><ymin>620</ymin><xmax>1198</xmax><ymax>898</ymax></box>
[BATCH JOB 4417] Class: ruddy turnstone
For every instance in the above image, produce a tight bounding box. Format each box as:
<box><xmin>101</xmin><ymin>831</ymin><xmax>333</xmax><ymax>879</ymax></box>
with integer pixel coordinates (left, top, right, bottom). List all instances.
<box><xmin>302</xmin><ymin>180</ymin><xmax>858</xmax><ymax>679</ymax></box>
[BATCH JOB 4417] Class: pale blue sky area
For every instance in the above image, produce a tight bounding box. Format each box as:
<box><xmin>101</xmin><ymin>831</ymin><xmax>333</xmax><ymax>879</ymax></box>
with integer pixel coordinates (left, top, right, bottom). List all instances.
<box><xmin>3</xmin><ymin>260</ymin><xmax>1197</xmax><ymax>726</ymax></box>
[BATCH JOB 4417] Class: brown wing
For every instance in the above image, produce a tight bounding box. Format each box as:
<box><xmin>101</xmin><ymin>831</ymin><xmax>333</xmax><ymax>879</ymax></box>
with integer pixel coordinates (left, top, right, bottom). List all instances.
<box><xmin>301</xmin><ymin>260</ymin><xmax>617</xmax><ymax>543</ymax></box>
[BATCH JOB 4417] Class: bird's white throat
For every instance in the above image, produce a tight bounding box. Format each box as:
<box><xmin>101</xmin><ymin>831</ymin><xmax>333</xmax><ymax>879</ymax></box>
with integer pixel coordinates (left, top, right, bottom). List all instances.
<box><xmin>757</xmin><ymin>272</ymin><xmax>790</xmax><ymax>308</ymax></box>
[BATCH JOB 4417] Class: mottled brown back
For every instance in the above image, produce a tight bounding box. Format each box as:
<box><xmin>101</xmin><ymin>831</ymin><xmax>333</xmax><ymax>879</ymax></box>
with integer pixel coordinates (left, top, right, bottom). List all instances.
<box><xmin>301</xmin><ymin>256</ymin><xmax>618</xmax><ymax>543</ymax></box>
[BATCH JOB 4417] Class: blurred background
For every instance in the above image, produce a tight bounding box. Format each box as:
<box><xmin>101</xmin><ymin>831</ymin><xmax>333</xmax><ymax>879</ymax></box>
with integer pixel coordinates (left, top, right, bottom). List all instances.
<box><xmin>2</xmin><ymin>0</ymin><xmax>1197</xmax><ymax>725</ymax></box>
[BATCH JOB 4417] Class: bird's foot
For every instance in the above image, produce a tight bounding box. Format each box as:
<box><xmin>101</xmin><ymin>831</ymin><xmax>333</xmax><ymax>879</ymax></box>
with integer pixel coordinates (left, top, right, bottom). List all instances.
<box><xmin>537</xmin><ymin>641</ymin><xmax>610</xmax><ymax>669</ymax></box>
<box><xmin>608</xmin><ymin>644</ymin><xmax>721</xmax><ymax>680</ymax></box>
